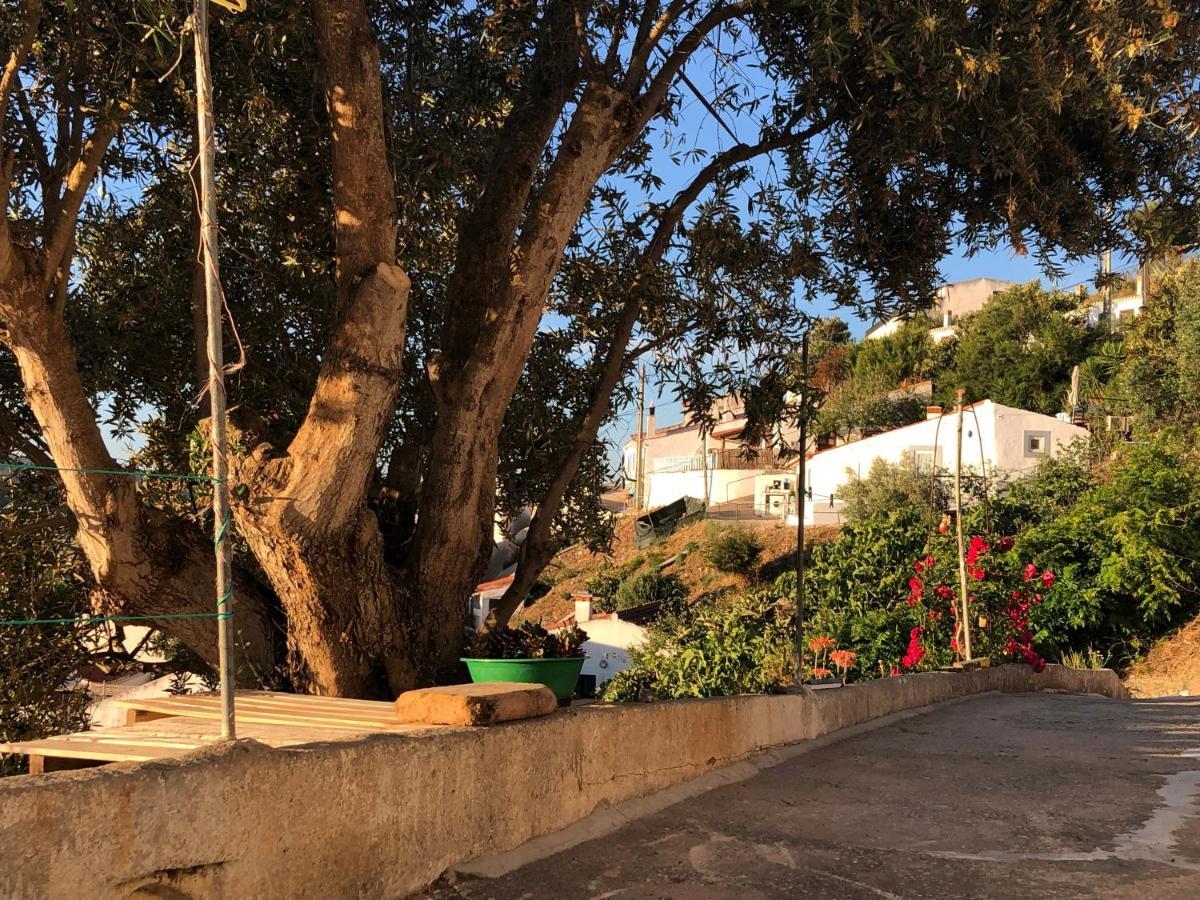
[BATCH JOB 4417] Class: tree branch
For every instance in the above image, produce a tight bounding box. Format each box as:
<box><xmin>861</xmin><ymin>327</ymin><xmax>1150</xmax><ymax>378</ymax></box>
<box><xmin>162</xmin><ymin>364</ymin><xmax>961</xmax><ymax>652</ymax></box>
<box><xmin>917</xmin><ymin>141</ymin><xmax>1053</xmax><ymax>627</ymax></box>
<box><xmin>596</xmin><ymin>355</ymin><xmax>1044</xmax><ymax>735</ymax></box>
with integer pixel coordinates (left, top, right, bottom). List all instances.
<box><xmin>0</xmin><ymin>0</ymin><xmax>42</xmax><ymax>134</ymax></box>
<box><xmin>40</xmin><ymin>107</ymin><xmax>125</xmax><ymax>301</ymax></box>
<box><xmin>0</xmin><ymin>0</ymin><xmax>43</xmax><ymax>272</ymax></box>
<box><xmin>438</xmin><ymin>0</ymin><xmax>586</xmax><ymax>381</ymax></box>
<box><xmin>634</xmin><ymin>1</ymin><xmax>752</xmax><ymax>120</ymax></box>
<box><xmin>490</xmin><ymin>124</ymin><xmax>824</xmax><ymax>624</ymax></box>
<box><xmin>623</xmin><ymin>0</ymin><xmax>687</xmax><ymax>93</ymax></box>
<box><xmin>273</xmin><ymin>0</ymin><xmax>411</xmax><ymax>533</ymax></box>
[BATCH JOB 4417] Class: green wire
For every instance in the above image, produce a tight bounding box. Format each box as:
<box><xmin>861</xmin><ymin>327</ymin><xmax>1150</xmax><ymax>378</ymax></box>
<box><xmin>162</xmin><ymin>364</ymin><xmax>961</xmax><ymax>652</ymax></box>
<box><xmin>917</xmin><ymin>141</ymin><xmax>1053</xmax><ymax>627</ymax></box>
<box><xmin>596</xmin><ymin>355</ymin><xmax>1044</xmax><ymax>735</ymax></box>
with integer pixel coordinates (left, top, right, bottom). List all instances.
<box><xmin>0</xmin><ymin>461</ymin><xmax>218</xmax><ymax>483</ymax></box>
<box><xmin>2</xmin><ymin>464</ymin><xmax>235</xmax><ymax>626</ymax></box>
<box><xmin>0</xmin><ymin>612</ymin><xmax>229</xmax><ymax>626</ymax></box>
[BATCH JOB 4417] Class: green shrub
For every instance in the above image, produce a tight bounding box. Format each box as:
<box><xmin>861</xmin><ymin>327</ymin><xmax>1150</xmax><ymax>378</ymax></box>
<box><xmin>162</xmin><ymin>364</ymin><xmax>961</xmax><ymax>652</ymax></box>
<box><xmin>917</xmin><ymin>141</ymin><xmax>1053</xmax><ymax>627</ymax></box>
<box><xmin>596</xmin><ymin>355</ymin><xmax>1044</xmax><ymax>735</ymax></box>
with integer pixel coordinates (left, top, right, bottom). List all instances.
<box><xmin>602</xmin><ymin>591</ymin><xmax>793</xmax><ymax>700</ymax></box>
<box><xmin>702</xmin><ymin>525</ymin><xmax>763</xmax><ymax>573</ymax></box>
<box><xmin>613</xmin><ymin>570</ymin><xmax>688</xmax><ymax>614</ymax></box>
<box><xmin>838</xmin><ymin>454</ymin><xmax>949</xmax><ymax>524</ymax></box>
<box><xmin>1013</xmin><ymin>433</ymin><xmax>1200</xmax><ymax>663</ymax></box>
<box><xmin>586</xmin><ymin>555</ymin><xmax>646</xmax><ymax>613</ymax></box>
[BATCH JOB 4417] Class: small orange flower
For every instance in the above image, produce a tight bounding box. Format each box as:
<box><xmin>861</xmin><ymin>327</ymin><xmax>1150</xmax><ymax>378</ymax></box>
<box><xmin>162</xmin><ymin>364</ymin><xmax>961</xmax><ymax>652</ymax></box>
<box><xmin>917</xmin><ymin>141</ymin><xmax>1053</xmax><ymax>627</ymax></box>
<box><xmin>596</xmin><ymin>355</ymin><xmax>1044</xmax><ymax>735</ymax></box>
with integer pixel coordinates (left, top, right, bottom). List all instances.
<box><xmin>830</xmin><ymin>649</ymin><xmax>857</xmax><ymax>670</ymax></box>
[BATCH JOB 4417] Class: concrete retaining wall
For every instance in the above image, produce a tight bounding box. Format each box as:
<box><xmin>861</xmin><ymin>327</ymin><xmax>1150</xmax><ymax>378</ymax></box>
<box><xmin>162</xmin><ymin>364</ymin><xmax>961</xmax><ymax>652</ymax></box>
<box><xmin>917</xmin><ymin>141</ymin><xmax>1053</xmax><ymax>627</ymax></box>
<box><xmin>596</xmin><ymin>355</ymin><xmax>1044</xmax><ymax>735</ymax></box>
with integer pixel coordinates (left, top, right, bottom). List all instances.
<box><xmin>0</xmin><ymin>665</ymin><xmax>1124</xmax><ymax>899</ymax></box>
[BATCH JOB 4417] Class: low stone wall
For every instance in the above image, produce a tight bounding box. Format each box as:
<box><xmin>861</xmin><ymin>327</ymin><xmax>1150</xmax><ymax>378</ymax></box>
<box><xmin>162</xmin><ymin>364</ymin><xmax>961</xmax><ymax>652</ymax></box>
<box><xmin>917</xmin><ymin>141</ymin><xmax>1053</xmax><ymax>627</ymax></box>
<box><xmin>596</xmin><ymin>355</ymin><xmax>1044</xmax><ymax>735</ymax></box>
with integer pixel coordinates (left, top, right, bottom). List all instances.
<box><xmin>0</xmin><ymin>665</ymin><xmax>1123</xmax><ymax>899</ymax></box>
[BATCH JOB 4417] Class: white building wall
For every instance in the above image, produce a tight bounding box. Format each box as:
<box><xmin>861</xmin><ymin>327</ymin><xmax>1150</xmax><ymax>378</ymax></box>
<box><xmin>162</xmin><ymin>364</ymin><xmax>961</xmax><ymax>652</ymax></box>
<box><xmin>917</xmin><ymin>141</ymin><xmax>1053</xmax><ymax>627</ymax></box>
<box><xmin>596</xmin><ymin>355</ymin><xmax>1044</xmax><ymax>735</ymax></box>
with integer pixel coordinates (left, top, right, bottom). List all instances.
<box><xmin>800</xmin><ymin>402</ymin><xmax>1087</xmax><ymax>524</ymax></box>
<box><xmin>577</xmin><ymin>617</ymin><xmax>649</xmax><ymax>684</ymax></box>
<box><xmin>644</xmin><ymin>468</ymin><xmax>773</xmax><ymax>509</ymax></box>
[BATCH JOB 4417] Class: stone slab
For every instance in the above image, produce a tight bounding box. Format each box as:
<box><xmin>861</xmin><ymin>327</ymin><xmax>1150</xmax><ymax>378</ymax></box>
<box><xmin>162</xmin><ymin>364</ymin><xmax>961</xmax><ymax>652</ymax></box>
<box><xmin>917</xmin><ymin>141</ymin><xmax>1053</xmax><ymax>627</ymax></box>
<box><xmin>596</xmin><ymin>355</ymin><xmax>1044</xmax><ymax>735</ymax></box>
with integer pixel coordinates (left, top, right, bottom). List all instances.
<box><xmin>394</xmin><ymin>681</ymin><xmax>557</xmax><ymax>726</ymax></box>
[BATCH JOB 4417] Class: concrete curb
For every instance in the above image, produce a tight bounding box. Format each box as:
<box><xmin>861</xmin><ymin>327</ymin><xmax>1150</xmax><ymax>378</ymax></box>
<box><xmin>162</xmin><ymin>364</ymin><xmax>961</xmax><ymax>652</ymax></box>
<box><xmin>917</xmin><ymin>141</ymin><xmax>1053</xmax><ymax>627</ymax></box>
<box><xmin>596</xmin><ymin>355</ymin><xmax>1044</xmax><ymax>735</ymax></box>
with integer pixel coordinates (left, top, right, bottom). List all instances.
<box><xmin>0</xmin><ymin>664</ymin><xmax>1125</xmax><ymax>899</ymax></box>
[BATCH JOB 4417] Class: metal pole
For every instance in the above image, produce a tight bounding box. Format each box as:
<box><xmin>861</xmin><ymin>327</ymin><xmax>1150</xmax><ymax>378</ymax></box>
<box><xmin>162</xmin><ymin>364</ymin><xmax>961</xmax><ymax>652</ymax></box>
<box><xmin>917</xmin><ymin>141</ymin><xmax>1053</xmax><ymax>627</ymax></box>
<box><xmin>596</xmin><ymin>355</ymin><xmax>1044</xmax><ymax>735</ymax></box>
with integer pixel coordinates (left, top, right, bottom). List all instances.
<box><xmin>953</xmin><ymin>388</ymin><xmax>972</xmax><ymax>662</ymax></box>
<box><xmin>1103</xmin><ymin>248</ymin><xmax>1113</xmax><ymax>324</ymax></box>
<box><xmin>635</xmin><ymin>363</ymin><xmax>646</xmax><ymax>512</ymax></box>
<box><xmin>193</xmin><ymin>0</ymin><xmax>236</xmax><ymax>739</ymax></box>
<box><xmin>794</xmin><ymin>333</ymin><xmax>809</xmax><ymax>685</ymax></box>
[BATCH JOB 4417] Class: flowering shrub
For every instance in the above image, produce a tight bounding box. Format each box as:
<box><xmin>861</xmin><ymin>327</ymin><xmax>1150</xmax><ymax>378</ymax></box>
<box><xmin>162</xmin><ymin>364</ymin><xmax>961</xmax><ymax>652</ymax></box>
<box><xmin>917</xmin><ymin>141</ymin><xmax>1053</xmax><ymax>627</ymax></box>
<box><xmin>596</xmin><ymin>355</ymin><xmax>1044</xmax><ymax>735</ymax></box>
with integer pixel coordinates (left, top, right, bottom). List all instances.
<box><xmin>901</xmin><ymin>534</ymin><xmax>1053</xmax><ymax>673</ymax></box>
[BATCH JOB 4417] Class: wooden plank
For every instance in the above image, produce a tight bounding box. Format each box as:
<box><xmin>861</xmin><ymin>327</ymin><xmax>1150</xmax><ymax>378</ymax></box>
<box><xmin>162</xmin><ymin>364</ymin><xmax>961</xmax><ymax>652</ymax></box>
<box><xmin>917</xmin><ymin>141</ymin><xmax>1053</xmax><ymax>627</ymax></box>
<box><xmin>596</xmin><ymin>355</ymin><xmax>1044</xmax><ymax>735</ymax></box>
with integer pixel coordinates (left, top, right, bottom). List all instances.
<box><xmin>1</xmin><ymin>695</ymin><xmax>438</xmax><ymax>773</ymax></box>
<box><xmin>115</xmin><ymin>694</ymin><xmax>404</xmax><ymax>730</ymax></box>
<box><xmin>2</xmin><ymin>739</ymin><xmax>199</xmax><ymax>763</ymax></box>
<box><xmin>116</xmin><ymin>704</ymin><xmax>395</xmax><ymax>731</ymax></box>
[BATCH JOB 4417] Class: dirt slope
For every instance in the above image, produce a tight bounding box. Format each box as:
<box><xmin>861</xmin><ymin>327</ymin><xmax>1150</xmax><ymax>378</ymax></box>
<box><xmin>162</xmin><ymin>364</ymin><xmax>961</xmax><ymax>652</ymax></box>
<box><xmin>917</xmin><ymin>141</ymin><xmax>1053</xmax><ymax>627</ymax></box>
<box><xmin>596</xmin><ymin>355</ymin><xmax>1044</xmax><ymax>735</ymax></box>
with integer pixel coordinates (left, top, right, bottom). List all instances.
<box><xmin>1124</xmin><ymin>614</ymin><xmax>1200</xmax><ymax>698</ymax></box>
<box><xmin>515</xmin><ymin>517</ymin><xmax>839</xmax><ymax>627</ymax></box>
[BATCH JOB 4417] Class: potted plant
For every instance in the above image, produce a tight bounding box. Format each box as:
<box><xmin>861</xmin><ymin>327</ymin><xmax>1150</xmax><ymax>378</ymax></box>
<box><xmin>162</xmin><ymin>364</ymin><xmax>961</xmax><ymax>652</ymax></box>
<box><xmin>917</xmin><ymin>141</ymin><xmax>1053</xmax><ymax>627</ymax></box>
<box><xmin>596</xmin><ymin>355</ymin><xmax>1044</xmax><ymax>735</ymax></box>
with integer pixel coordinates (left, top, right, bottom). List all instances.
<box><xmin>462</xmin><ymin>622</ymin><xmax>587</xmax><ymax>705</ymax></box>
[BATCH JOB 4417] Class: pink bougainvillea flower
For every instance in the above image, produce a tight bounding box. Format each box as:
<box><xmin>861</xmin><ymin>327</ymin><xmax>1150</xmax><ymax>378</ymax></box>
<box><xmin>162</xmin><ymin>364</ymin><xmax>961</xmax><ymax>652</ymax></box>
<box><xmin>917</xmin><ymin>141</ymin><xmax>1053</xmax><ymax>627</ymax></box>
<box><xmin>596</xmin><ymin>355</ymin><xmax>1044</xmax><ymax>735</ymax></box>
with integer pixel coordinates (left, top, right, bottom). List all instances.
<box><xmin>968</xmin><ymin>566</ymin><xmax>985</xmax><ymax>581</ymax></box>
<box><xmin>889</xmin><ymin>665</ymin><xmax>902</xmax><ymax>677</ymax></box>
<box><xmin>966</xmin><ymin>536</ymin><xmax>989</xmax><ymax>566</ymax></box>
<box><xmin>1041</xmin><ymin>569</ymin><xmax>1056</xmax><ymax>588</ymax></box>
<box><xmin>1023</xmin><ymin>563</ymin><xmax>1038</xmax><ymax>581</ymax></box>
<box><xmin>935</xmin><ymin>584</ymin><xmax>955</xmax><ymax>601</ymax></box>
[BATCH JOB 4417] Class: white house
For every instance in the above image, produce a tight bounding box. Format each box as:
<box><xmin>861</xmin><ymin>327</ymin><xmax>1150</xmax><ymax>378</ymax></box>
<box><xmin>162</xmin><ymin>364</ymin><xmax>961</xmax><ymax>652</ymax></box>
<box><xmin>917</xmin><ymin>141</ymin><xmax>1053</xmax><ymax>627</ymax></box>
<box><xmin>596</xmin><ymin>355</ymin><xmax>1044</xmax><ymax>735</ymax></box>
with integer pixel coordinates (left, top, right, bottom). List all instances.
<box><xmin>866</xmin><ymin>277</ymin><xmax>1018</xmax><ymax>342</ymax></box>
<box><xmin>798</xmin><ymin>400</ymin><xmax>1088</xmax><ymax>525</ymax></box>
<box><xmin>622</xmin><ymin>394</ymin><xmax>796</xmax><ymax>511</ymax></box>
<box><xmin>547</xmin><ymin>595</ymin><xmax>659</xmax><ymax>686</ymax></box>
<box><xmin>466</xmin><ymin>574</ymin><xmax>515</xmax><ymax>630</ymax></box>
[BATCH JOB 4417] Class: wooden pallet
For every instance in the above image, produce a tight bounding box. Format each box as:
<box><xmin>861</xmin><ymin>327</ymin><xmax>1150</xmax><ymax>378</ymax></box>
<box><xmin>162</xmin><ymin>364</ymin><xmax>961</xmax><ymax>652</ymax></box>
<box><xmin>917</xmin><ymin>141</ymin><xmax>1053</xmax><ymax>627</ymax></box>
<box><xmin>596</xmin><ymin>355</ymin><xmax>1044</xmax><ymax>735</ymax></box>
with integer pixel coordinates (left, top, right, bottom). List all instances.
<box><xmin>115</xmin><ymin>690</ymin><xmax>411</xmax><ymax>732</ymax></box>
<box><xmin>1</xmin><ymin>690</ymin><xmax>434</xmax><ymax>774</ymax></box>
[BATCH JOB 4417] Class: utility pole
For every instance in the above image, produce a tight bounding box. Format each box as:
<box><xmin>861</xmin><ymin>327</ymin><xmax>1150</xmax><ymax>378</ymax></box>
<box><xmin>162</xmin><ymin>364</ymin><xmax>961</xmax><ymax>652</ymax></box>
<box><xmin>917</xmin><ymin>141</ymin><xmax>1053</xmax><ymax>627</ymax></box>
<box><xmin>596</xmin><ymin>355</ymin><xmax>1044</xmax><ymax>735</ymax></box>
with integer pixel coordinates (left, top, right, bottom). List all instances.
<box><xmin>1103</xmin><ymin>248</ymin><xmax>1113</xmax><ymax>324</ymax></box>
<box><xmin>635</xmin><ymin>363</ymin><xmax>646</xmax><ymax>512</ymax></box>
<box><xmin>794</xmin><ymin>333</ymin><xmax>809</xmax><ymax>686</ymax></box>
<box><xmin>193</xmin><ymin>0</ymin><xmax>236</xmax><ymax>739</ymax></box>
<box><xmin>1069</xmin><ymin>364</ymin><xmax>1081</xmax><ymax>424</ymax></box>
<box><xmin>953</xmin><ymin>388</ymin><xmax>972</xmax><ymax>662</ymax></box>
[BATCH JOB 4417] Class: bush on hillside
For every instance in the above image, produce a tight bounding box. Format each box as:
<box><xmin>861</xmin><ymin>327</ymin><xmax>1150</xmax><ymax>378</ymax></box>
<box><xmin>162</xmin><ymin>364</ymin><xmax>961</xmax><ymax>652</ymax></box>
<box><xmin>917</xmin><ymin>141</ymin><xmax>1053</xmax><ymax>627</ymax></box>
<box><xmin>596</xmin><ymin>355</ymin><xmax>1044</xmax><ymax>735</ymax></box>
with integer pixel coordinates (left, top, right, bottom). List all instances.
<box><xmin>601</xmin><ymin>591</ymin><xmax>793</xmax><ymax>701</ymax></box>
<box><xmin>586</xmin><ymin>555</ymin><xmax>645</xmax><ymax>613</ymax></box>
<box><xmin>702</xmin><ymin>524</ymin><xmax>763</xmax><ymax>573</ymax></box>
<box><xmin>838</xmin><ymin>454</ymin><xmax>950</xmax><ymax>524</ymax></box>
<box><xmin>613</xmin><ymin>570</ymin><xmax>688</xmax><ymax>614</ymax></box>
<box><xmin>1011</xmin><ymin>433</ymin><xmax>1200</xmax><ymax>664</ymax></box>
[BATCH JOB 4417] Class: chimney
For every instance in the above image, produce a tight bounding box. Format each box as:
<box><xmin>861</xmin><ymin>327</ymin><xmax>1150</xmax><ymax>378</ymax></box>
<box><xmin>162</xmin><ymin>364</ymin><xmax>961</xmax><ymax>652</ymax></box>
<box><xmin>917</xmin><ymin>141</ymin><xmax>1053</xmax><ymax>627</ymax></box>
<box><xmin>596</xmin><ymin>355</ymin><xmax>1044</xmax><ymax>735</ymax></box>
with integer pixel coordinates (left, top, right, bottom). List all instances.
<box><xmin>926</xmin><ymin>405</ymin><xmax>943</xmax><ymax>420</ymax></box>
<box><xmin>646</xmin><ymin>406</ymin><xmax>656</xmax><ymax>438</ymax></box>
<box><xmin>573</xmin><ymin>592</ymin><xmax>593</xmax><ymax>624</ymax></box>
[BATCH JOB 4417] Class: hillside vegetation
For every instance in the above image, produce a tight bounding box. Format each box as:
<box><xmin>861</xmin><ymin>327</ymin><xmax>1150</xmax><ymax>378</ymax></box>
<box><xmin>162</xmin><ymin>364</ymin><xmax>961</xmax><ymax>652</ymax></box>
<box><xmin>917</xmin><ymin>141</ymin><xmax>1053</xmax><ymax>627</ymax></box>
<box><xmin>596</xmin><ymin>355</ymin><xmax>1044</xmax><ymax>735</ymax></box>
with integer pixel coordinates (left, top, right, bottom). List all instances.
<box><xmin>516</xmin><ymin>518</ymin><xmax>839</xmax><ymax>627</ymax></box>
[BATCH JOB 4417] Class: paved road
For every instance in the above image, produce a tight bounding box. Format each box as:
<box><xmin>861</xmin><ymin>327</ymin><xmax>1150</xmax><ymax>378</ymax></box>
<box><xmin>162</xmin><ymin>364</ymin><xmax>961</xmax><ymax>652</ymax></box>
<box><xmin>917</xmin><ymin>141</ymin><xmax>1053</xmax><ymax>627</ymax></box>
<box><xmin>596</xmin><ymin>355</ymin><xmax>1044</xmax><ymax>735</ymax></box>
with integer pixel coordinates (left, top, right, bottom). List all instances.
<box><xmin>427</xmin><ymin>693</ymin><xmax>1200</xmax><ymax>899</ymax></box>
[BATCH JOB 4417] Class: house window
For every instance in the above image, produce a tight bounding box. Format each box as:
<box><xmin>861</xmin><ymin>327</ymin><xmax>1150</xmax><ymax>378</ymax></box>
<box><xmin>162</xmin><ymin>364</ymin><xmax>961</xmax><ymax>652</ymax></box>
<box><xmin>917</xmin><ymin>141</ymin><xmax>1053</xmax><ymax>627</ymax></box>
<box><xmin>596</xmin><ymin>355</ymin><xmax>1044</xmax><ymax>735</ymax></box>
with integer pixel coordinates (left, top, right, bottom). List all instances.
<box><xmin>1025</xmin><ymin>431</ymin><xmax>1051</xmax><ymax>457</ymax></box>
<box><xmin>910</xmin><ymin>447</ymin><xmax>937</xmax><ymax>474</ymax></box>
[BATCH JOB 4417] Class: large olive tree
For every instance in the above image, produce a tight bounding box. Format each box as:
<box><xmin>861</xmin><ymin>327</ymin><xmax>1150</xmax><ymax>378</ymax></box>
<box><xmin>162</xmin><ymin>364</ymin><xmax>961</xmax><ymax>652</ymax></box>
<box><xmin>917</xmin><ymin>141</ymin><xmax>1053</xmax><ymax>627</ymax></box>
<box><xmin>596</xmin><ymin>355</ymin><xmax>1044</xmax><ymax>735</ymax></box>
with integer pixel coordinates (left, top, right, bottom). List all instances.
<box><xmin>1</xmin><ymin>0</ymin><xmax>1197</xmax><ymax>695</ymax></box>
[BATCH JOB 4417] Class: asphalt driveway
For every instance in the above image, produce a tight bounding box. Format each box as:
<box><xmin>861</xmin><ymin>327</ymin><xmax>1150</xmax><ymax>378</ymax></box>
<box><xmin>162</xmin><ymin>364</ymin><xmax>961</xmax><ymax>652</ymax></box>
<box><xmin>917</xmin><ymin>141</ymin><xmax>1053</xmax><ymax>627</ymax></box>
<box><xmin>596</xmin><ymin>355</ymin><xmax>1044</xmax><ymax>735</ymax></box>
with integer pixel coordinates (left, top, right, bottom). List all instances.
<box><xmin>425</xmin><ymin>692</ymin><xmax>1200</xmax><ymax>899</ymax></box>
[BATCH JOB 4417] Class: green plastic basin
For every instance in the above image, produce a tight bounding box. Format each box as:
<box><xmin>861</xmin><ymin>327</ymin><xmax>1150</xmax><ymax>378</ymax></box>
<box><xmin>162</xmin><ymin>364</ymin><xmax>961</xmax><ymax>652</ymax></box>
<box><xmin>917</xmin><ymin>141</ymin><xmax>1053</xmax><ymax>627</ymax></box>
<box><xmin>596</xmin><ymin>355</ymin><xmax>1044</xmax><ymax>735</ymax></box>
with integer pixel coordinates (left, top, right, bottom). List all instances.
<box><xmin>460</xmin><ymin>656</ymin><xmax>586</xmax><ymax>703</ymax></box>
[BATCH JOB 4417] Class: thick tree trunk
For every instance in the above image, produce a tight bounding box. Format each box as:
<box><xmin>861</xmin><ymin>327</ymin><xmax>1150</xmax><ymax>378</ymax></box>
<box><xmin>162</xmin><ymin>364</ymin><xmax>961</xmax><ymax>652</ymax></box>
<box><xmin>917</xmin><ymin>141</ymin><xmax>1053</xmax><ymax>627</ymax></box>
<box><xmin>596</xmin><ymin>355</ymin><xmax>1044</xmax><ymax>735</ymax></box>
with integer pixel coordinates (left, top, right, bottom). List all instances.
<box><xmin>0</xmin><ymin>265</ymin><xmax>278</xmax><ymax>676</ymax></box>
<box><xmin>198</xmin><ymin>0</ymin><xmax>415</xmax><ymax>697</ymax></box>
<box><xmin>413</xmin><ymin>83</ymin><xmax>627</xmax><ymax>669</ymax></box>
